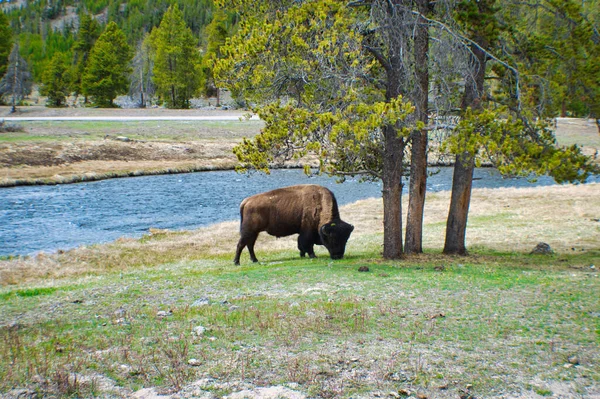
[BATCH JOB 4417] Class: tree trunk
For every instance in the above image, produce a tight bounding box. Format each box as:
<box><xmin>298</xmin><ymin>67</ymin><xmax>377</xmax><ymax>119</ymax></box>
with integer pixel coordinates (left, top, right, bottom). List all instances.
<box><xmin>443</xmin><ymin>44</ymin><xmax>486</xmax><ymax>255</ymax></box>
<box><xmin>405</xmin><ymin>0</ymin><xmax>431</xmax><ymax>254</ymax></box>
<box><xmin>382</xmin><ymin>123</ymin><xmax>405</xmax><ymax>259</ymax></box>
<box><xmin>381</xmin><ymin>47</ymin><xmax>406</xmax><ymax>259</ymax></box>
<box><xmin>443</xmin><ymin>152</ymin><xmax>474</xmax><ymax>255</ymax></box>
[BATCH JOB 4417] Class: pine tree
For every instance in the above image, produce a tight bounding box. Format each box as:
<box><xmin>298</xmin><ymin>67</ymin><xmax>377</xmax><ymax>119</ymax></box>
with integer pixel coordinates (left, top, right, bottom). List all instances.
<box><xmin>148</xmin><ymin>5</ymin><xmax>202</xmax><ymax>109</ymax></box>
<box><xmin>0</xmin><ymin>44</ymin><xmax>32</xmax><ymax>113</ymax></box>
<box><xmin>72</xmin><ymin>13</ymin><xmax>101</xmax><ymax>99</ymax></box>
<box><xmin>41</xmin><ymin>52</ymin><xmax>71</xmax><ymax>107</ymax></box>
<box><xmin>201</xmin><ymin>9</ymin><xmax>232</xmax><ymax>106</ymax></box>
<box><xmin>81</xmin><ymin>22</ymin><xmax>132</xmax><ymax>108</ymax></box>
<box><xmin>0</xmin><ymin>12</ymin><xmax>12</xmax><ymax>80</ymax></box>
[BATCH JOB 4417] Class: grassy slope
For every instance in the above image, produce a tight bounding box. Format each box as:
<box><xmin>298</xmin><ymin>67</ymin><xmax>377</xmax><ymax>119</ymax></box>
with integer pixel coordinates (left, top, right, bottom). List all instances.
<box><xmin>1</xmin><ymin>183</ymin><xmax>599</xmax><ymax>398</ymax></box>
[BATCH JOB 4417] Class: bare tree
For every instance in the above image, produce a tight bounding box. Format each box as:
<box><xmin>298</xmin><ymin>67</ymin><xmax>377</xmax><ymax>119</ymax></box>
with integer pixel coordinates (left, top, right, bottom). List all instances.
<box><xmin>0</xmin><ymin>44</ymin><xmax>32</xmax><ymax>113</ymax></box>
<box><xmin>129</xmin><ymin>37</ymin><xmax>156</xmax><ymax>108</ymax></box>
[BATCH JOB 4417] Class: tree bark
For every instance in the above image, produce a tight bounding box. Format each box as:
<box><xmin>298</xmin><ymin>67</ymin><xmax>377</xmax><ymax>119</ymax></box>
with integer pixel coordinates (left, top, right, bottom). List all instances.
<box><xmin>443</xmin><ymin>152</ymin><xmax>475</xmax><ymax>255</ymax></box>
<box><xmin>381</xmin><ymin>47</ymin><xmax>406</xmax><ymax>259</ymax></box>
<box><xmin>382</xmin><ymin>122</ymin><xmax>405</xmax><ymax>259</ymax></box>
<box><xmin>443</xmin><ymin>44</ymin><xmax>486</xmax><ymax>255</ymax></box>
<box><xmin>405</xmin><ymin>0</ymin><xmax>431</xmax><ymax>254</ymax></box>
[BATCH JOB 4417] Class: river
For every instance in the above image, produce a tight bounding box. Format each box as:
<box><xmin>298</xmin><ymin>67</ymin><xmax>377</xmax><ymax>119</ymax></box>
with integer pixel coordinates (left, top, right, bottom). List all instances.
<box><xmin>0</xmin><ymin>168</ymin><xmax>588</xmax><ymax>257</ymax></box>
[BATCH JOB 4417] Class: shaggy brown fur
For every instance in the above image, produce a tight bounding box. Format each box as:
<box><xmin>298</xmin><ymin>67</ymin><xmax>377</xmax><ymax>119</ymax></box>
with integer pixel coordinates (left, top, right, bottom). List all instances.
<box><xmin>234</xmin><ymin>185</ymin><xmax>354</xmax><ymax>265</ymax></box>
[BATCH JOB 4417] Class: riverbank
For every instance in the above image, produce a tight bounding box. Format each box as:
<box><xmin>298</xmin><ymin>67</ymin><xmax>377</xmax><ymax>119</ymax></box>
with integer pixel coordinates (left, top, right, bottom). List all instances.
<box><xmin>1</xmin><ymin>183</ymin><xmax>599</xmax><ymax>398</ymax></box>
<box><xmin>1</xmin><ymin>106</ymin><xmax>598</xmax><ymax>187</ymax></box>
<box><xmin>0</xmin><ymin>106</ymin><xmax>263</xmax><ymax>187</ymax></box>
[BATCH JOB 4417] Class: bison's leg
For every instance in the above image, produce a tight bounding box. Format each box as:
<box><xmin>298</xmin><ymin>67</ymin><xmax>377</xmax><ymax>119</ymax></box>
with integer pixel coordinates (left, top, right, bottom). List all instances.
<box><xmin>298</xmin><ymin>233</ymin><xmax>317</xmax><ymax>259</ymax></box>
<box><xmin>234</xmin><ymin>231</ymin><xmax>260</xmax><ymax>265</ymax></box>
<box><xmin>246</xmin><ymin>233</ymin><xmax>259</xmax><ymax>263</ymax></box>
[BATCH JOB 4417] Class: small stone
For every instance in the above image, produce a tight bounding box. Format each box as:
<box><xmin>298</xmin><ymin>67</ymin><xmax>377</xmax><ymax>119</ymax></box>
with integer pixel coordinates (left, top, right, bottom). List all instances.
<box><xmin>192</xmin><ymin>298</ymin><xmax>210</xmax><ymax>307</ymax></box>
<box><xmin>188</xmin><ymin>358</ymin><xmax>202</xmax><ymax>367</ymax></box>
<box><xmin>119</xmin><ymin>364</ymin><xmax>132</xmax><ymax>373</ymax></box>
<box><xmin>567</xmin><ymin>355</ymin><xmax>580</xmax><ymax>365</ymax></box>
<box><xmin>398</xmin><ymin>388</ymin><xmax>411</xmax><ymax>396</ymax></box>
<box><xmin>416</xmin><ymin>393</ymin><xmax>428</xmax><ymax>399</ymax></box>
<box><xmin>358</xmin><ymin>266</ymin><xmax>370</xmax><ymax>272</ymax></box>
<box><xmin>530</xmin><ymin>242</ymin><xmax>553</xmax><ymax>255</ymax></box>
<box><xmin>193</xmin><ymin>326</ymin><xmax>206</xmax><ymax>336</ymax></box>
<box><xmin>156</xmin><ymin>310</ymin><xmax>172</xmax><ymax>318</ymax></box>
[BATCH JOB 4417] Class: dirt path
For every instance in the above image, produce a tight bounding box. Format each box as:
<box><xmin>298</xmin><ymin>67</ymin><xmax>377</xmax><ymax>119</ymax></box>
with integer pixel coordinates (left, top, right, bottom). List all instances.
<box><xmin>0</xmin><ymin>105</ymin><xmax>249</xmax><ymax>119</ymax></box>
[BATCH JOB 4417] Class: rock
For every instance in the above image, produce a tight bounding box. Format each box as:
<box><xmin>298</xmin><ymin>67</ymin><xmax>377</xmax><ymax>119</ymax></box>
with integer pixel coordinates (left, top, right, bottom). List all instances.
<box><xmin>567</xmin><ymin>355</ymin><xmax>580</xmax><ymax>365</ymax></box>
<box><xmin>530</xmin><ymin>242</ymin><xmax>553</xmax><ymax>255</ymax></box>
<box><xmin>224</xmin><ymin>386</ymin><xmax>306</xmax><ymax>399</ymax></box>
<box><xmin>133</xmin><ymin>387</ymin><xmax>171</xmax><ymax>399</ymax></box>
<box><xmin>192</xmin><ymin>298</ymin><xmax>210</xmax><ymax>307</ymax></box>
<box><xmin>193</xmin><ymin>326</ymin><xmax>206</xmax><ymax>336</ymax></box>
<box><xmin>358</xmin><ymin>266</ymin><xmax>370</xmax><ymax>272</ymax></box>
<box><xmin>188</xmin><ymin>358</ymin><xmax>202</xmax><ymax>367</ymax></box>
<box><xmin>157</xmin><ymin>310</ymin><xmax>172</xmax><ymax>318</ymax></box>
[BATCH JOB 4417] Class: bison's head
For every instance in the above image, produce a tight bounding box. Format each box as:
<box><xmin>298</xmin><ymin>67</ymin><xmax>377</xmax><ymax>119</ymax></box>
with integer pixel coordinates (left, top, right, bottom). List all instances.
<box><xmin>319</xmin><ymin>220</ymin><xmax>354</xmax><ymax>260</ymax></box>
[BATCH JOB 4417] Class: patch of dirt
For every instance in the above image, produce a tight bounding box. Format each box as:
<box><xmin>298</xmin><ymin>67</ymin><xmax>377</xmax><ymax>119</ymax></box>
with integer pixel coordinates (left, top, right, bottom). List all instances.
<box><xmin>0</xmin><ymin>140</ymin><xmax>235</xmax><ymax>167</ymax></box>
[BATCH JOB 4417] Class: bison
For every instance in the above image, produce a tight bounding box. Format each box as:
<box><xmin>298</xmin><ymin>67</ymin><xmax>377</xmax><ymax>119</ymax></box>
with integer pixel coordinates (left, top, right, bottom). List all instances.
<box><xmin>234</xmin><ymin>184</ymin><xmax>354</xmax><ymax>265</ymax></box>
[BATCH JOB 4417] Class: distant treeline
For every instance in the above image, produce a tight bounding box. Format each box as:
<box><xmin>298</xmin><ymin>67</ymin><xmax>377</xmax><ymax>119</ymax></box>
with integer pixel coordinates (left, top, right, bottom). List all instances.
<box><xmin>3</xmin><ymin>0</ymin><xmax>215</xmax><ymax>81</ymax></box>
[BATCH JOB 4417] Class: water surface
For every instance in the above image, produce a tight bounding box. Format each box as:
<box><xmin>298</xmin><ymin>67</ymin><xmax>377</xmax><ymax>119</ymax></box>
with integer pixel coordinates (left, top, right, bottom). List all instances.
<box><xmin>0</xmin><ymin>168</ymin><xmax>575</xmax><ymax>256</ymax></box>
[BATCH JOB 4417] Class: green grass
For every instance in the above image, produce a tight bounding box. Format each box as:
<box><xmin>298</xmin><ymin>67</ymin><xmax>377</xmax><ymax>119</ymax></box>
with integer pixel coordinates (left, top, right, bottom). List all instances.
<box><xmin>0</xmin><ymin>120</ymin><xmax>263</xmax><ymax>142</ymax></box>
<box><xmin>1</xmin><ymin>247</ymin><xmax>598</xmax><ymax>398</ymax></box>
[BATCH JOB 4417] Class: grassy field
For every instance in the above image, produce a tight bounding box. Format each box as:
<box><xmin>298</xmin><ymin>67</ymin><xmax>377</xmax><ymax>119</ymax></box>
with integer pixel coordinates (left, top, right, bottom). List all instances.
<box><xmin>1</xmin><ymin>184</ymin><xmax>599</xmax><ymax>399</ymax></box>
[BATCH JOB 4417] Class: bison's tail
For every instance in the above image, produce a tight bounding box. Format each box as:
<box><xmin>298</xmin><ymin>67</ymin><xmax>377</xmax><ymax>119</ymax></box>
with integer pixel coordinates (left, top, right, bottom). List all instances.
<box><xmin>238</xmin><ymin>199</ymin><xmax>247</xmax><ymax>231</ymax></box>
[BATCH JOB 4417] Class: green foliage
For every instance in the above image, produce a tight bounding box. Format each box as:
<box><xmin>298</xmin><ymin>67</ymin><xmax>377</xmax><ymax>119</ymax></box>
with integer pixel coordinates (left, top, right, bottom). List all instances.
<box><xmin>4</xmin><ymin>0</ymin><xmax>216</xmax><ymax>85</ymax></box>
<box><xmin>0</xmin><ymin>12</ymin><xmax>12</xmax><ymax>80</ymax></box>
<box><xmin>81</xmin><ymin>22</ymin><xmax>132</xmax><ymax>107</ymax></box>
<box><xmin>501</xmin><ymin>0</ymin><xmax>600</xmax><ymax>118</ymax></box>
<box><xmin>72</xmin><ymin>13</ymin><xmax>101</xmax><ymax>95</ymax></box>
<box><xmin>40</xmin><ymin>52</ymin><xmax>72</xmax><ymax>107</ymax></box>
<box><xmin>147</xmin><ymin>5</ymin><xmax>202</xmax><ymax>109</ymax></box>
<box><xmin>234</xmin><ymin>97</ymin><xmax>414</xmax><ymax>180</ymax></box>
<box><xmin>443</xmin><ymin>108</ymin><xmax>599</xmax><ymax>183</ymax></box>
<box><xmin>218</xmin><ymin>0</ymin><xmax>416</xmax><ymax>180</ymax></box>
<box><xmin>200</xmin><ymin>9</ymin><xmax>234</xmax><ymax>98</ymax></box>
<box><xmin>17</xmin><ymin>30</ymin><xmax>74</xmax><ymax>82</ymax></box>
